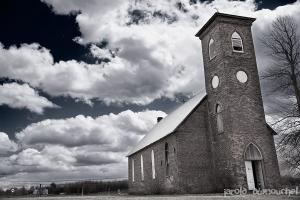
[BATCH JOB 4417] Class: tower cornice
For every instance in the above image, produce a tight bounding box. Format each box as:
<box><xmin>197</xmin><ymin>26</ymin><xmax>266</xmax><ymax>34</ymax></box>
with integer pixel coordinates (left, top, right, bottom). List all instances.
<box><xmin>195</xmin><ymin>12</ymin><xmax>255</xmax><ymax>39</ymax></box>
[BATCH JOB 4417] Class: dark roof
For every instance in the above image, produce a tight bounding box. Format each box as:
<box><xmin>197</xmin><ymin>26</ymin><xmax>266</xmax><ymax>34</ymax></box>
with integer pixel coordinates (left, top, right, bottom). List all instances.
<box><xmin>127</xmin><ymin>92</ymin><xmax>207</xmax><ymax>156</ymax></box>
<box><xmin>195</xmin><ymin>12</ymin><xmax>256</xmax><ymax>38</ymax></box>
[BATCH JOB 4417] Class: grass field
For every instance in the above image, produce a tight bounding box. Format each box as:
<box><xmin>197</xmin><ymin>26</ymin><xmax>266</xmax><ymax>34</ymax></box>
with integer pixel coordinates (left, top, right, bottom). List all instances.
<box><xmin>1</xmin><ymin>194</ymin><xmax>299</xmax><ymax>200</ymax></box>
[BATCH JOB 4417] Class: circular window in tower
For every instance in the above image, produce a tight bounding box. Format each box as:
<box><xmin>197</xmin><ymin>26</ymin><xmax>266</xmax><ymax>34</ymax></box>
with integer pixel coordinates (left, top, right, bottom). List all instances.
<box><xmin>236</xmin><ymin>71</ymin><xmax>248</xmax><ymax>83</ymax></box>
<box><xmin>212</xmin><ymin>76</ymin><xmax>219</xmax><ymax>88</ymax></box>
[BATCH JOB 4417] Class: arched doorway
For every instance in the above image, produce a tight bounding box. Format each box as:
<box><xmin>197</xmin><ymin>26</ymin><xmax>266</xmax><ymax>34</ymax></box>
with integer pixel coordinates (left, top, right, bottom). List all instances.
<box><xmin>244</xmin><ymin>143</ymin><xmax>265</xmax><ymax>190</ymax></box>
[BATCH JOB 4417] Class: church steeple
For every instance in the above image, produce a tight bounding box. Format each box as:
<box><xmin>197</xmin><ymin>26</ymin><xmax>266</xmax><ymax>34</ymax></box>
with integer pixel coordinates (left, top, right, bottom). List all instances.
<box><xmin>196</xmin><ymin>12</ymin><xmax>261</xmax><ymax>137</ymax></box>
<box><xmin>195</xmin><ymin>13</ymin><xmax>280</xmax><ymax>190</ymax></box>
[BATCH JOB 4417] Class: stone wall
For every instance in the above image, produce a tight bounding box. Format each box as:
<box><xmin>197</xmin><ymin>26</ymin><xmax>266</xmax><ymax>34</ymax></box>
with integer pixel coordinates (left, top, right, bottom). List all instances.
<box><xmin>128</xmin><ymin>98</ymin><xmax>215</xmax><ymax>194</ymax></box>
<box><xmin>175</xmin><ymin>98</ymin><xmax>216</xmax><ymax>193</ymax></box>
<box><xmin>128</xmin><ymin>133</ymin><xmax>179</xmax><ymax>194</ymax></box>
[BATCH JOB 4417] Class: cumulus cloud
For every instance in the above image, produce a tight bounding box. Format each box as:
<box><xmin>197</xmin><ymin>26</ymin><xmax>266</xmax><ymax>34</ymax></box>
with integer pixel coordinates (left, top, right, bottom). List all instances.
<box><xmin>0</xmin><ymin>132</ymin><xmax>17</xmax><ymax>156</ymax></box>
<box><xmin>16</xmin><ymin>110</ymin><xmax>165</xmax><ymax>148</ymax></box>
<box><xmin>0</xmin><ymin>41</ymin><xmax>199</xmax><ymax>105</ymax></box>
<box><xmin>0</xmin><ymin>1</ymin><xmax>298</xmax><ymax>106</ymax></box>
<box><xmin>11</xmin><ymin>146</ymin><xmax>75</xmax><ymax>171</ymax></box>
<box><xmin>0</xmin><ymin>110</ymin><xmax>166</xmax><ymax>186</ymax></box>
<box><xmin>0</xmin><ymin>83</ymin><xmax>58</xmax><ymax>114</ymax></box>
<box><xmin>39</xmin><ymin>0</ymin><xmax>300</xmax><ymax>107</ymax></box>
<box><xmin>1</xmin><ymin>0</ymin><xmax>298</xmax><ymax>106</ymax></box>
<box><xmin>41</xmin><ymin>0</ymin><xmax>124</xmax><ymax>16</ymax></box>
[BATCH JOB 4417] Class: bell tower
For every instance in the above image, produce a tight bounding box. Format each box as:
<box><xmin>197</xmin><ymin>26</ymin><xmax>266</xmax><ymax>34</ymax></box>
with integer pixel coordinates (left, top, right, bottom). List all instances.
<box><xmin>196</xmin><ymin>13</ymin><xmax>280</xmax><ymax>191</ymax></box>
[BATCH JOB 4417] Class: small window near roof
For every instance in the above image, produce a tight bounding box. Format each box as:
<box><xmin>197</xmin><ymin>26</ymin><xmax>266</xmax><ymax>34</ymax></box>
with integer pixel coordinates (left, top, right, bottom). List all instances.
<box><xmin>232</xmin><ymin>32</ymin><xmax>243</xmax><ymax>52</ymax></box>
<box><xmin>209</xmin><ymin>38</ymin><xmax>217</xmax><ymax>60</ymax></box>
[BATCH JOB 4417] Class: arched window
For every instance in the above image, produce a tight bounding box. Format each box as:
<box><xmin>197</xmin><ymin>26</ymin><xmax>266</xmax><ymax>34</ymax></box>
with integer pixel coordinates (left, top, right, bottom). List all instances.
<box><xmin>209</xmin><ymin>38</ymin><xmax>217</xmax><ymax>60</ymax></box>
<box><xmin>216</xmin><ymin>104</ymin><xmax>224</xmax><ymax>133</ymax></box>
<box><xmin>245</xmin><ymin>143</ymin><xmax>262</xmax><ymax>160</ymax></box>
<box><xmin>140</xmin><ymin>154</ymin><xmax>144</xmax><ymax>181</ymax></box>
<box><xmin>232</xmin><ymin>32</ymin><xmax>243</xmax><ymax>52</ymax></box>
<box><xmin>165</xmin><ymin>142</ymin><xmax>169</xmax><ymax>176</ymax></box>
<box><xmin>151</xmin><ymin>150</ymin><xmax>156</xmax><ymax>179</ymax></box>
<box><xmin>131</xmin><ymin>159</ymin><xmax>135</xmax><ymax>182</ymax></box>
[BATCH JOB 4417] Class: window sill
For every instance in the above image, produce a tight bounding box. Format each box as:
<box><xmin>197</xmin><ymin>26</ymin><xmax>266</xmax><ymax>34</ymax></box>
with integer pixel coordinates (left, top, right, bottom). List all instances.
<box><xmin>232</xmin><ymin>50</ymin><xmax>244</xmax><ymax>53</ymax></box>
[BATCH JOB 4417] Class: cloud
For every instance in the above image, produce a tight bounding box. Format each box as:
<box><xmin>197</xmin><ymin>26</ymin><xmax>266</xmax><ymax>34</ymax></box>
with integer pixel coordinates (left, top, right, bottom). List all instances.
<box><xmin>0</xmin><ymin>1</ymin><xmax>298</xmax><ymax>106</ymax></box>
<box><xmin>0</xmin><ymin>132</ymin><xmax>17</xmax><ymax>156</ymax></box>
<box><xmin>11</xmin><ymin>146</ymin><xmax>75</xmax><ymax>171</ymax></box>
<box><xmin>41</xmin><ymin>0</ymin><xmax>124</xmax><ymax>16</ymax></box>
<box><xmin>16</xmin><ymin>110</ymin><xmax>166</xmax><ymax>148</ymax></box>
<box><xmin>0</xmin><ymin>110</ymin><xmax>166</xmax><ymax>186</ymax></box>
<box><xmin>0</xmin><ymin>41</ymin><xmax>200</xmax><ymax>105</ymax></box>
<box><xmin>0</xmin><ymin>83</ymin><xmax>58</xmax><ymax>114</ymax></box>
<box><xmin>38</xmin><ymin>0</ymin><xmax>300</xmax><ymax>107</ymax></box>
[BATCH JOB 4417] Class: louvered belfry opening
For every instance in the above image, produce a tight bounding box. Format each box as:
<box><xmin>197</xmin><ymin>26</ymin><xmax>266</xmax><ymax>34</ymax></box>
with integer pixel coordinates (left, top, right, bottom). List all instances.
<box><xmin>232</xmin><ymin>32</ymin><xmax>243</xmax><ymax>52</ymax></box>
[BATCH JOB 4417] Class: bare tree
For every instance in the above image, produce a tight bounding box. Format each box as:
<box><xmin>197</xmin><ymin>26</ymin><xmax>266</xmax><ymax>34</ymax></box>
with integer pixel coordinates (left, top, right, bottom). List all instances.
<box><xmin>261</xmin><ymin>16</ymin><xmax>300</xmax><ymax>175</ymax></box>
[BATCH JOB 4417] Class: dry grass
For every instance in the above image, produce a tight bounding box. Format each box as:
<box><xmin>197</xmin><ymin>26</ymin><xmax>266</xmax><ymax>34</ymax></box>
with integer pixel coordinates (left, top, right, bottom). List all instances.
<box><xmin>1</xmin><ymin>194</ymin><xmax>299</xmax><ymax>200</ymax></box>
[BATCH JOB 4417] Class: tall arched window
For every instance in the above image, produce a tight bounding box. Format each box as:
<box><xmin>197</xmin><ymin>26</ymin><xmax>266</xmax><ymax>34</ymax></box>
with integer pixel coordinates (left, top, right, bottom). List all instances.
<box><xmin>231</xmin><ymin>32</ymin><xmax>243</xmax><ymax>52</ymax></box>
<box><xmin>151</xmin><ymin>150</ymin><xmax>156</xmax><ymax>179</ymax></box>
<box><xmin>140</xmin><ymin>154</ymin><xmax>144</xmax><ymax>181</ymax></box>
<box><xmin>131</xmin><ymin>159</ymin><xmax>135</xmax><ymax>182</ymax></box>
<box><xmin>165</xmin><ymin>142</ymin><xmax>169</xmax><ymax>176</ymax></box>
<box><xmin>209</xmin><ymin>38</ymin><xmax>217</xmax><ymax>60</ymax></box>
<box><xmin>216</xmin><ymin>104</ymin><xmax>224</xmax><ymax>133</ymax></box>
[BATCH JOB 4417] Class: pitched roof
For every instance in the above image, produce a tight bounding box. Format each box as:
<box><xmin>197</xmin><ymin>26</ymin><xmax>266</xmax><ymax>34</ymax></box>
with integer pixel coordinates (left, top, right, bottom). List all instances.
<box><xmin>127</xmin><ymin>91</ymin><xmax>207</xmax><ymax>156</ymax></box>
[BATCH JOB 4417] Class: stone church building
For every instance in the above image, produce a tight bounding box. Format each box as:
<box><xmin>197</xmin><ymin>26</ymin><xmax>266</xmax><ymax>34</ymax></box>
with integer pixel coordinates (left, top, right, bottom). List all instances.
<box><xmin>127</xmin><ymin>13</ymin><xmax>280</xmax><ymax>194</ymax></box>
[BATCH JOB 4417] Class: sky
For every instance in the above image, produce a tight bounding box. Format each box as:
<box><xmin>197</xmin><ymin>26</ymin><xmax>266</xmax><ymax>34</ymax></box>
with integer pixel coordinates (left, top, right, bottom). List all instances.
<box><xmin>0</xmin><ymin>0</ymin><xmax>299</xmax><ymax>188</ymax></box>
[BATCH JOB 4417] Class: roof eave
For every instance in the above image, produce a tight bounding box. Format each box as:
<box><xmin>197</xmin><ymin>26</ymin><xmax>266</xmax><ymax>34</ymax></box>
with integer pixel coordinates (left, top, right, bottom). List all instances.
<box><xmin>266</xmin><ymin>123</ymin><xmax>278</xmax><ymax>135</ymax></box>
<box><xmin>127</xmin><ymin>95</ymin><xmax>208</xmax><ymax>157</ymax></box>
<box><xmin>126</xmin><ymin>130</ymin><xmax>174</xmax><ymax>157</ymax></box>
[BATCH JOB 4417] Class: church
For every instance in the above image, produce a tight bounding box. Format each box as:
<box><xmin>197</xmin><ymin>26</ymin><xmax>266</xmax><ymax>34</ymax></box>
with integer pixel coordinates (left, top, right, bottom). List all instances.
<box><xmin>127</xmin><ymin>12</ymin><xmax>280</xmax><ymax>194</ymax></box>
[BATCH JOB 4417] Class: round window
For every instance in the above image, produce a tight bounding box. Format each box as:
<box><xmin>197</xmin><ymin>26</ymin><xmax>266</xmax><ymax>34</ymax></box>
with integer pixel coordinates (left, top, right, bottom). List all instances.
<box><xmin>212</xmin><ymin>76</ymin><xmax>219</xmax><ymax>88</ymax></box>
<box><xmin>236</xmin><ymin>71</ymin><xmax>248</xmax><ymax>83</ymax></box>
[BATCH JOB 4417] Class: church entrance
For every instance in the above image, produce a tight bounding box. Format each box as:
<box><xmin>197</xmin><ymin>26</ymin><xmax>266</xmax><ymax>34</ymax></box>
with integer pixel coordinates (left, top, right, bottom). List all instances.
<box><xmin>244</xmin><ymin>143</ymin><xmax>265</xmax><ymax>190</ymax></box>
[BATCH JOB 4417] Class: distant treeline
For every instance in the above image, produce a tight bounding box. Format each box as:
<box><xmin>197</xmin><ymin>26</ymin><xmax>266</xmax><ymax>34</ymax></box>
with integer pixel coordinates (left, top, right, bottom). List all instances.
<box><xmin>48</xmin><ymin>180</ymin><xmax>128</xmax><ymax>194</ymax></box>
<box><xmin>0</xmin><ymin>180</ymin><xmax>128</xmax><ymax>196</ymax></box>
<box><xmin>50</xmin><ymin>180</ymin><xmax>128</xmax><ymax>195</ymax></box>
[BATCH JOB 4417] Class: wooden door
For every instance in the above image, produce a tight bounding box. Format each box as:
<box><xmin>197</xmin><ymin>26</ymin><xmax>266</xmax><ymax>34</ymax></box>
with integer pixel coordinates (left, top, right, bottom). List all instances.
<box><xmin>245</xmin><ymin>161</ymin><xmax>255</xmax><ymax>190</ymax></box>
